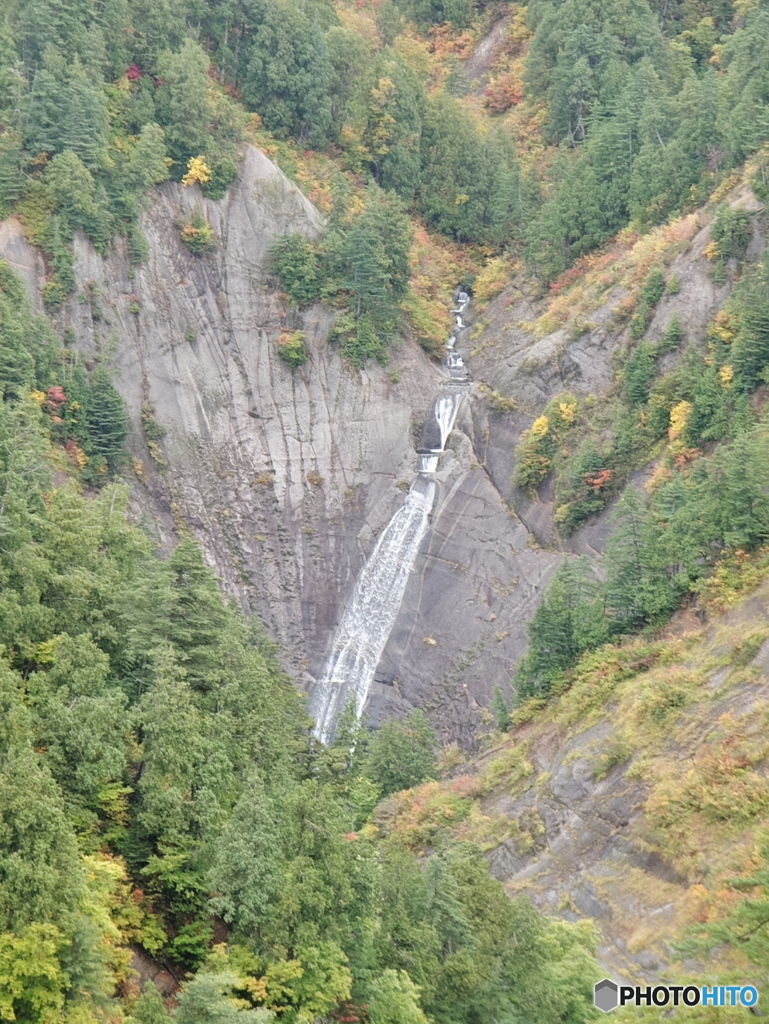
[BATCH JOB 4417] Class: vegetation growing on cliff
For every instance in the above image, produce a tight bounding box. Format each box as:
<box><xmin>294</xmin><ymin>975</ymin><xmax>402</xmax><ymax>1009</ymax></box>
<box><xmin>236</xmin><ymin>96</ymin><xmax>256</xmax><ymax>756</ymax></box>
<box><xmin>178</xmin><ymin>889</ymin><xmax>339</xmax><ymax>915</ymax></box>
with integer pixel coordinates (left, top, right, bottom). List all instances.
<box><xmin>3</xmin><ymin>0</ymin><xmax>769</xmax><ymax>348</ymax></box>
<box><xmin>0</xmin><ymin>259</ymin><xmax>600</xmax><ymax>1021</ymax></box>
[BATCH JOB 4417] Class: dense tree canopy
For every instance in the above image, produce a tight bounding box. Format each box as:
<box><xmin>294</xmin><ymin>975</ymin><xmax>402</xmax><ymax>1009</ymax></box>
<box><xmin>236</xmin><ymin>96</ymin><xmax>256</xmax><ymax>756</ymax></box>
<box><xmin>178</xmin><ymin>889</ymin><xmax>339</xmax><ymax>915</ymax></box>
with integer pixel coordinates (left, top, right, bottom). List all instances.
<box><xmin>0</xmin><ymin>258</ymin><xmax>600</xmax><ymax>1020</ymax></box>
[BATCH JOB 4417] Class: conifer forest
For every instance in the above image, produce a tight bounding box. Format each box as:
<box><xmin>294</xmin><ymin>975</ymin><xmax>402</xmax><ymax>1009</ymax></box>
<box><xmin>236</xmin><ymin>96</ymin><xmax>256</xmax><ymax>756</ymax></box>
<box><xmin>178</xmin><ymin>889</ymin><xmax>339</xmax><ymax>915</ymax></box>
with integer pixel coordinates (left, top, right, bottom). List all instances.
<box><xmin>1</xmin><ymin>0</ymin><xmax>769</xmax><ymax>1020</ymax></box>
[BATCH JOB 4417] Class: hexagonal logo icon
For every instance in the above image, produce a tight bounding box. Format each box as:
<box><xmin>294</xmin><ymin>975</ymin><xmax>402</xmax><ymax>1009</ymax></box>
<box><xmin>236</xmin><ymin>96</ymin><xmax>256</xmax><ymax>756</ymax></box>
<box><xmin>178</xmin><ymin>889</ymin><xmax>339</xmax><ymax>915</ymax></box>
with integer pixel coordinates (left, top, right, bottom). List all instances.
<box><xmin>594</xmin><ymin>979</ymin><xmax>619</xmax><ymax>1012</ymax></box>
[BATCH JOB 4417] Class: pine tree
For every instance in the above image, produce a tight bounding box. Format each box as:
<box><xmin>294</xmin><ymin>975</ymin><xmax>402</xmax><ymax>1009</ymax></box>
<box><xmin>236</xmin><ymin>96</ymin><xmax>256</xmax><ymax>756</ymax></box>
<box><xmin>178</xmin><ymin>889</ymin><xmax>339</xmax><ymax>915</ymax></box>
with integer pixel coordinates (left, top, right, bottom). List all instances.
<box><xmin>624</xmin><ymin>343</ymin><xmax>656</xmax><ymax>405</ymax></box>
<box><xmin>128</xmin><ymin>982</ymin><xmax>173</xmax><ymax>1024</ymax></box>
<box><xmin>732</xmin><ymin>264</ymin><xmax>769</xmax><ymax>389</ymax></box>
<box><xmin>0</xmin><ymin>682</ymin><xmax>85</xmax><ymax>931</ymax></box>
<box><xmin>85</xmin><ymin>366</ymin><xmax>128</xmax><ymax>471</ymax></box>
<box><xmin>363</xmin><ymin>709</ymin><xmax>436</xmax><ymax>796</ymax></box>
<box><xmin>491</xmin><ymin>686</ymin><xmax>511</xmax><ymax>732</ymax></box>
<box><xmin>155</xmin><ymin>40</ymin><xmax>214</xmax><ymax>166</ymax></box>
<box><xmin>167</xmin><ymin>539</ymin><xmax>229</xmax><ymax>689</ymax></box>
<box><xmin>60</xmin><ymin>59</ymin><xmax>110</xmax><ymax>169</ymax></box>
<box><xmin>24</xmin><ymin>66</ymin><xmax>67</xmax><ymax>155</ymax></box>
<box><xmin>243</xmin><ymin>0</ymin><xmax>333</xmax><ymax>147</ymax></box>
<box><xmin>208</xmin><ymin>774</ymin><xmax>285</xmax><ymax>938</ymax></box>
<box><xmin>365</xmin><ymin>50</ymin><xmax>424</xmax><ymax>201</ymax></box>
<box><xmin>604</xmin><ymin>486</ymin><xmax>677</xmax><ymax>628</ymax></box>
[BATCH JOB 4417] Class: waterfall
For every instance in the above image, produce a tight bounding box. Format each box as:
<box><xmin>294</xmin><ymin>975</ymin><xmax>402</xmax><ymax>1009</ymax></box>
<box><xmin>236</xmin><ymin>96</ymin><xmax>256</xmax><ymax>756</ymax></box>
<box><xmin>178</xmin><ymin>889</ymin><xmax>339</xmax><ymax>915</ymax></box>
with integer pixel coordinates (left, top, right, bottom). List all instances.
<box><xmin>432</xmin><ymin>391</ymin><xmax>465</xmax><ymax>450</ymax></box>
<box><xmin>310</xmin><ymin>291</ymin><xmax>470</xmax><ymax>743</ymax></box>
<box><xmin>310</xmin><ymin>478</ymin><xmax>436</xmax><ymax>744</ymax></box>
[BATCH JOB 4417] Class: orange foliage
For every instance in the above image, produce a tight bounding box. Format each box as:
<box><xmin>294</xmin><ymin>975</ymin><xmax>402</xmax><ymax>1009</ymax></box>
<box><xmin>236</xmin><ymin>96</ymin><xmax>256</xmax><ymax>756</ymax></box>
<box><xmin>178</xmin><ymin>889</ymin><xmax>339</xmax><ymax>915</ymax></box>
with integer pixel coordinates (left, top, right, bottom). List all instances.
<box><xmin>427</xmin><ymin>24</ymin><xmax>476</xmax><ymax>60</ymax></box>
<box><xmin>483</xmin><ymin>71</ymin><xmax>523</xmax><ymax>113</ymax></box>
<box><xmin>375</xmin><ymin>779</ymin><xmax>476</xmax><ymax>849</ymax></box>
<box><xmin>583</xmin><ymin>468</ymin><xmax>613</xmax><ymax>492</ymax></box>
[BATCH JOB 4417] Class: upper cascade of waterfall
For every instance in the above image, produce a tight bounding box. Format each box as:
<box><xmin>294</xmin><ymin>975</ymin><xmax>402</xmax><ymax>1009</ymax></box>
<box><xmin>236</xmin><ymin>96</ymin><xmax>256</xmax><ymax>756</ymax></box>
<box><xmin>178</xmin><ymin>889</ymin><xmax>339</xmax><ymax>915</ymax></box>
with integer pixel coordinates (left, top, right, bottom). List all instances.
<box><xmin>309</xmin><ymin>289</ymin><xmax>471</xmax><ymax>743</ymax></box>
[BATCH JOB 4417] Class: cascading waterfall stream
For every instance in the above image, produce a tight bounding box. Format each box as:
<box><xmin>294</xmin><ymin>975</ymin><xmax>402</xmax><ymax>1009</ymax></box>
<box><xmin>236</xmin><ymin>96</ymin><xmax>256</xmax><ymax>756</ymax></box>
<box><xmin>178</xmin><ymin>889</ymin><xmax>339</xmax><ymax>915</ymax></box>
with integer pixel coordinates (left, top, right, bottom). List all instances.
<box><xmin>310</xmin><ymin>291</ymin><xmax>471</xmax><ymax>743</ymax></box>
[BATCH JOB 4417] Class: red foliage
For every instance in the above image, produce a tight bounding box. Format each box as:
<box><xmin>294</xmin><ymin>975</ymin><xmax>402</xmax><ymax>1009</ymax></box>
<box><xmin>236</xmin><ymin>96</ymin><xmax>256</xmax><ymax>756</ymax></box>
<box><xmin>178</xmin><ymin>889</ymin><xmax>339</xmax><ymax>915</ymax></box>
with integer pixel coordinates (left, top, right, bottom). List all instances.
<box><xmin>344</xmin><ymin>832</ymin><xmax>358</xmax><ymax>841</ymax></box>
<box><xmin>548</xmin><ymin>248</ymin><xmax>618</xmax><ymax>295</ymax></box>
<box><xmin>126</xmin><ymin>64</ymin><xmax>142</xmax><ymax>81</ymax></box>
<box><xmin>583</xmin><ymin>469</ymin><xmax>613</xmax><ymax>492</ymax></box>
<box><xmin>45</xmin><ymin>385</ymin><xmax>67</xmax><ymax>407</ymax></box>
<box><xmin>447</xmin><ymin>775</ymin><xmax>482</xmax><ymax>798</ymax></box>
<box><xmin>483</xmin><ymin>73</ymin><xmax>523</xmax><ymax>114</ymax></box>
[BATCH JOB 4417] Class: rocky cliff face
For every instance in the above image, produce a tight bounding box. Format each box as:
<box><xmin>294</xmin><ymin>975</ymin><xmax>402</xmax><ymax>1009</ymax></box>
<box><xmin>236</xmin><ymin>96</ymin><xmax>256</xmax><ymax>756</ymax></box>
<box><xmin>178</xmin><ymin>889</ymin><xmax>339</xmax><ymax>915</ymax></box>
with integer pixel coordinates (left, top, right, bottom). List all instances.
<box><xmin>1</xmin><ymin>152</ymin><xmax>761</xmax><ymax>745</ymax></box>
<box><xmin>0</xmin><ymin>147</ymin><xmax>546</xmax><ymax>741</ymax></box>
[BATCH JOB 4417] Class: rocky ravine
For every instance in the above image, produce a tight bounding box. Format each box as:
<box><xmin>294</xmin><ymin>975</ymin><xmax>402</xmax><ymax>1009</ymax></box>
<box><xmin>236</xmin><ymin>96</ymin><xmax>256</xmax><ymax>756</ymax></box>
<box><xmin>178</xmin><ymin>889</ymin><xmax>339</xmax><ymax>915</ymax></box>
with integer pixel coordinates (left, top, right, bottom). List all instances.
<box><xmin>0</xmin><ymin>147</ymin><xmax>558</xmax><ymax>742</ymax></box>
<box><xmin>1</xmin><ymin>152</ymin><xmax>761</xmax><ymax>744</ymax></box>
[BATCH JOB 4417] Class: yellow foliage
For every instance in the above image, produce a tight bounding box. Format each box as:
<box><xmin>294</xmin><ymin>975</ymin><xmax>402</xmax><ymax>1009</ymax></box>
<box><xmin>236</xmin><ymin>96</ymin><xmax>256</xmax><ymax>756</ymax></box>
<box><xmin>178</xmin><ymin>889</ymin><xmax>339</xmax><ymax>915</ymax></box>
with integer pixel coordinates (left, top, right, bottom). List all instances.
<box><xmin>30</xmin><ymin>389</ymin><xmax>46</xmax><ymax>405</ymax></box>
<box><xmin>182</xmin><ymin>154</ymin><xmax>212</xmax><ymax>187</ymax></box>
<box><xmin>703</xmin><ymin>239</ymin><xmax>720</xmax><ymax>262</ymax></box>
<box><xmin>719</xmin><ymin>364</ymin><xmax>734</xmax><ymax>388</ymax></box>
<box><xmin>473</xmin><ymin>255</ymin><xmax>511</xmax><ymax>306</ymax></box>
<box><xmin>709</xmin><ymin>308</ymin><xmax>737</xmax><ymax>343</ymax></box>
<box><xmin>531</xmin><ymin>415</ymin><xmax>550</xmax><ymax>438</ymax></box>
<box><xmin>669</xmin><ymin>400</ymin><xmax>693</xmax><ymax>441</ymax></box>
<box><xmin>558</xmin><ymin>399</ymin><xmax>577</xmax><ymax>424</ymax></box>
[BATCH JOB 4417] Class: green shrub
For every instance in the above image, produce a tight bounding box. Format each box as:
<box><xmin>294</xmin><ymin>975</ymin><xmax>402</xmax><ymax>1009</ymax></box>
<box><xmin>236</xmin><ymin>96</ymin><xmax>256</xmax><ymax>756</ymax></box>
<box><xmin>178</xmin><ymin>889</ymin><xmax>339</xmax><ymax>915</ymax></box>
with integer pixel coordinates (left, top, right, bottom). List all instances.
<box><xmin>42</xmin><ymin>280</ymin><xmax>66</xmax><ymax>310</ymax></box>
<box><xmin>270</xmin><ymin>233</ymin><xmax>324</xmax><ymax>306</ymax></box>
<box><xmin>277</xmin><ymin>329</ymin><xmax>307</xmax><ymax>368</ymax></box>
<box><xmin>711</xmin><ymin>204</ymin><xmax>751</xmax><ymax>262</ymax></box>
<box><xmin>180</xmin><ymin>211</ymin><xmax>217</xmax><ymax>255</ymax></box>
<box><xmin>200</xmin><ymin>157</ymin><xmax>238</xmax><ymax>200</ymax></box>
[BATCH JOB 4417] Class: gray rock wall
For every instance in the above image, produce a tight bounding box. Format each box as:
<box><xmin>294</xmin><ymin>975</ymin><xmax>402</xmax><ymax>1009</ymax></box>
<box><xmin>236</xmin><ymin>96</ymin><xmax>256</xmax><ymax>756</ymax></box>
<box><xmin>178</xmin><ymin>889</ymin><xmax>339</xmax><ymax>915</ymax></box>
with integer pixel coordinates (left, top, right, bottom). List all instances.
<box><xmin>2</xmin><ymin>151</ymin><xmax>759</xmax><ymax>744</ymax></box>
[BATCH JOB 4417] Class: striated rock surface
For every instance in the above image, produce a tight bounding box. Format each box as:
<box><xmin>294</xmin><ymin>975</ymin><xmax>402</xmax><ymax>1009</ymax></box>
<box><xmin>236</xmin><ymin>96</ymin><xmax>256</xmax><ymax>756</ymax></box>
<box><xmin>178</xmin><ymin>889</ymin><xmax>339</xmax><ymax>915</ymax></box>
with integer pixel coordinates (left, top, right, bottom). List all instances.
<box><xmin>2</xmin><ymin>152</ymin><xmax>762</xmax><ymax>744</ymax></box>
<box><xmin>1</xmin><ymin>147</ymin><xmax>552</xmax><ymax>741</ymax></box>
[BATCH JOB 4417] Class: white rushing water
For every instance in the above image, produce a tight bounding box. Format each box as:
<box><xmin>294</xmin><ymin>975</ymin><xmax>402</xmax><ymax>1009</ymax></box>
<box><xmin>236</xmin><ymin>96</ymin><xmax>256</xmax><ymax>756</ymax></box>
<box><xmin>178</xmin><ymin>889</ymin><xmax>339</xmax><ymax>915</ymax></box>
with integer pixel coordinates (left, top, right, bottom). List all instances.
<box><xmin>310</xmin><ymin>291</ymin><xmax>470</xmax><ymax>742</ymax></box>
<box><xmin>309</xmin><ymin>479</ymin><xmax>436</xmax><ymax>743</ymax></box>
<box><xmin>432</xmin><ymin>392</ymin><xmax>463</xmax><ymax>451</ymax></box>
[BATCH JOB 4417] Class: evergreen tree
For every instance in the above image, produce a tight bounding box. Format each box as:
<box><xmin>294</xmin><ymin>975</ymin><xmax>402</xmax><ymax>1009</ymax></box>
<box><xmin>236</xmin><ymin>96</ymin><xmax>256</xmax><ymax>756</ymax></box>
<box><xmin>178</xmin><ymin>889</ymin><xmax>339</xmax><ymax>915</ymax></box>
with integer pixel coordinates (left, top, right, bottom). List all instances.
<box><xmin>364</xmin><ymin>709</ymin><xmax>436</xmax><ymax>797</ymax></box>
<box><xmin>128</xmin><ymin>982</ymin><xmax>173</xmax><ymax>1024</ymax></box>
<box><xmin>365</xmin><ymin>50</ymin><xmax>424</xmax><ymax>201</ymax></box>
<box><xmin>134</xmin><ymin>648</ymin><xmax>210</xmax><ymax>851</ymax></box>
<box><xmin>243</xmin><ymin>0</ymin><xmax>333</xmax><ymax>147</ymax></box>
<box><xmin>167</xmin><ymin>539</ymin><xmax>229</xmax><ymax>689</ymax></box>
<box><xmin>491</xmin><ymin>685</ymin><xmax>511</xmax><ymax>732</ymax></box>
<box><xmin>59</xmin><ymin>59</ymin><xmax>110</xmax><ymax>169</ymax></box>
<box><xmin>25</xmin><ymin>66</ymin><xmax>67</xmax><ymax>155</ymax></box>
<box><xmin>44</xmin><ymin>150</ymin><xmax>110</xmax><ymax>246</ymax></box>
<box><xmin>515</xmin><ymin>557</ymin><xmax>608</xmax><ymax>699</ymax></box>
<box><xmin>732</xmin><ymin>263</ymin><xmax>769</xmax><ymax>389</ymax></box>
<box><xmin>0</xmin><ymin>696</ymin><xmax>85</xmax><ymax>930</ymax></box>
<box><xmin>155</xmin><ymin>40</ymin><xmax>214</xmax><ymax>167</ymax></box>
<box><xmin>86</xmin><ymin>366</ymin><xmax>129</xmax><ymax>471</ymax></box>
<box><xmin>208</xmin><ymin>775</ymin><xmax>285</xmax><ymax>939</ymax></box>
<box><xmin>624</xmin><ymin>343</ymin><xmax>656</xmax><ymax>405</ymax></box>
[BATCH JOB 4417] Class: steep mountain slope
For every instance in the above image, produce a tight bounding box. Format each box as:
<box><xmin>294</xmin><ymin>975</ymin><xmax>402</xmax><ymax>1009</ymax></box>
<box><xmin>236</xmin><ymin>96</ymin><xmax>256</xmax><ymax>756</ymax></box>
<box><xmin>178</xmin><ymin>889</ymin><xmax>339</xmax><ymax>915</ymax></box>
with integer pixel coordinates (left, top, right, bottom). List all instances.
<box><xmin>0</xmin><ymin>145</ymin><xmax>555</xmax><ymax>742</ymax></box>
<box><xmin>2</xmin><ymin>152</ymin><xmax>764</xmax><ymax>745</ymax></box>
<box><xmin>374</xmin><ymin>564</ymin><xmax>769</xmax><ymax>998</ymax></box>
